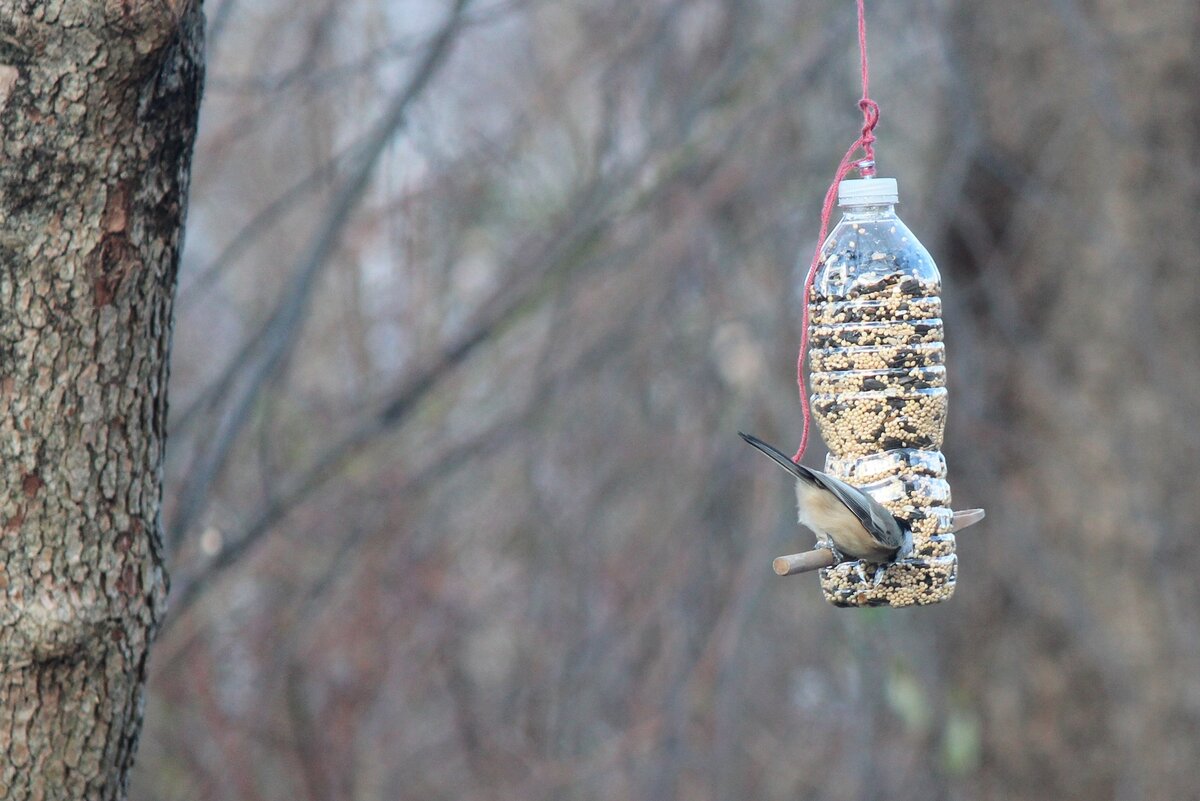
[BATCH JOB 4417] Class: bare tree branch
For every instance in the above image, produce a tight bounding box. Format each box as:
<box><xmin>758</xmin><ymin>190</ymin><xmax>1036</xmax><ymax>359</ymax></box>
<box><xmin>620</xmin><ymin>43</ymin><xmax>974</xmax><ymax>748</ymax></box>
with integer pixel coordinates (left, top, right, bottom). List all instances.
<box><xmin>165</xmin><ymin>171</ymin><xmax>622</xmax><ymax>621</ymax></box>
<box><xmin>168</xmin><ymin>0</ymin><xmax>473</xmax><ymax>546</ymax></box>
<box><xmin>165</xmin><ymin>18</ymin><xmax>849</xmax><ymax>621</ymax></box>
<box><xmin>175</xmin><ymin>133</ymin><xmax>361</xmax><ymax>310</ymax></box>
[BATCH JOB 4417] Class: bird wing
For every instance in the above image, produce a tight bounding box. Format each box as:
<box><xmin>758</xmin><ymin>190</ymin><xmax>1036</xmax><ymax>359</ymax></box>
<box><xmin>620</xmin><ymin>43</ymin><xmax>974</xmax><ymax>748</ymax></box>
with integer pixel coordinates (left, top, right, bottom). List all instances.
<box><xmin>738</xmin><ymin>432</ymin><xmax>905</xmax><ymax>551</ymax></box>
<box><xmin>807</xmin><ymin>468</ymin><xmax>906</xmax><ymax>552</ymax></box>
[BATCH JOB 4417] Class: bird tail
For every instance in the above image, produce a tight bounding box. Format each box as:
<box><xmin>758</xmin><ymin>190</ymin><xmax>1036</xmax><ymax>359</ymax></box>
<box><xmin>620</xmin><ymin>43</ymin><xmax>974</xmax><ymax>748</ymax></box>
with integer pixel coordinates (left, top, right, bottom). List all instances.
<box><xmin>738</xmin><ymin>432</ymin><xmax>823</xmax><ymax>488</ymax></box>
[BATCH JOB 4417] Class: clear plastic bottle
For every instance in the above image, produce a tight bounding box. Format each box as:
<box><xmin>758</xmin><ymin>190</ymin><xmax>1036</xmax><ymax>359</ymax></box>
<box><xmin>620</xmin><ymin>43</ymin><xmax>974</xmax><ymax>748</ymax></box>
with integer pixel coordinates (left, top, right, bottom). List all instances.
<box><xmin>807</xmin><ymin>177</ymin><xmax>956</xmax><ymax>606</ymax></box>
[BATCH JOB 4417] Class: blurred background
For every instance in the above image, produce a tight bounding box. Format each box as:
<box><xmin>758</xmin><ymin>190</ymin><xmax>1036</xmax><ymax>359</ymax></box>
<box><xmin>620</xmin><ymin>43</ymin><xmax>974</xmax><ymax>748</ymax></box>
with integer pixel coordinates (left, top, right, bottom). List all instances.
<box><xmin>131</xmin><ymin>0</ymin><xmax>1200</xmax><ymax>798</ymax></box>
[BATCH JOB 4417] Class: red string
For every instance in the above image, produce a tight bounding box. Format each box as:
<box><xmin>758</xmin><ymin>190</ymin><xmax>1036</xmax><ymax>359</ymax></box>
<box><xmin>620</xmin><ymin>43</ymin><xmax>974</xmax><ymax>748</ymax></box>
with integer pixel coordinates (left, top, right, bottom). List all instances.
<box><xmin>792</xmin><ymin>0</ymin><xmax>880</xmax><ymax>463</ymax></box>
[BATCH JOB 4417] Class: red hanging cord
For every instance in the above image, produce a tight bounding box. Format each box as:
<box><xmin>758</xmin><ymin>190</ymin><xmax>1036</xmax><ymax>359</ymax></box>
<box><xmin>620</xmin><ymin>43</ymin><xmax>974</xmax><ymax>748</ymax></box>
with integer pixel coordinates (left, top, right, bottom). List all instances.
<box><xmin>792</xmin><ymin>0</ymin><xmax>880</xmax><ymax>463</ymax></box>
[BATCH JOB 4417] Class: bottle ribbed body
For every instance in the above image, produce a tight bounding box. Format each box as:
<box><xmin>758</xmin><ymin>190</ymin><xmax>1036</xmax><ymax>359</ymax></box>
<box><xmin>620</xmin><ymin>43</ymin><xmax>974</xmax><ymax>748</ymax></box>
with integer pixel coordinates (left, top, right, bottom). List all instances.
<box><xmin>807</xmin><ymin>195</ymin><xmax>956</xmax><ymax>606</ymax></box>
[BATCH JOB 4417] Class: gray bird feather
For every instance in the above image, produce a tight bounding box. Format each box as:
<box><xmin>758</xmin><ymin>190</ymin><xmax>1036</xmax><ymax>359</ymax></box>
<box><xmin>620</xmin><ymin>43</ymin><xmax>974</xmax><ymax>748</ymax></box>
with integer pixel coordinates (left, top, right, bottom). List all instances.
<box><xmin>739</xmin><ymin>432</ymin><xmax>908</xmax><ymax>561</ymax></box>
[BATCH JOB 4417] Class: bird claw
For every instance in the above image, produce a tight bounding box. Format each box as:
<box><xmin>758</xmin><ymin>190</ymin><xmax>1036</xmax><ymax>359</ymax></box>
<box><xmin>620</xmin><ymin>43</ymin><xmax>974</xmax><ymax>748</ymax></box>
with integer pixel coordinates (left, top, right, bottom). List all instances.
<box><xmin>818</xmin><ymin>539</ymin><xmax>848</xmax><ymax>563</ymax></box>
<box><xmin>821</xmin><ymin>543</ymin><xmax>887</xmax><ymax>587</ymax></box>
<box><xmin>853</xmin><ymin>562</ymin><xmax>890</xmax><ymax>587</ymax></box>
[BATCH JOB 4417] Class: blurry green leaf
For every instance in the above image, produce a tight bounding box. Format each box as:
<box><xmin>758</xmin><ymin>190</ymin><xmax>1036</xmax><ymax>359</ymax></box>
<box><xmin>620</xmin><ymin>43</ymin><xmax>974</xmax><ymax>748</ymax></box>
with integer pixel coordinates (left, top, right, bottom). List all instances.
<box><xmin>884</xmin><ymin>666</ymin><xmax>931</xmax><ymax>735</ymax></box>
<box><xmin>941</xmin><ymin>705</ymin><xmax>982</xmax><ymax>777</ymax></box>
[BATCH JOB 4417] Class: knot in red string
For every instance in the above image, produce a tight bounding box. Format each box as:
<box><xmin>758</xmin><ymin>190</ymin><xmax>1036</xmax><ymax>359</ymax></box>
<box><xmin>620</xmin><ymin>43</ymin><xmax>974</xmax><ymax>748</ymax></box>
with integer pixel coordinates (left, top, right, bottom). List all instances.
<box><xmin>856</xmin><ymin>98</ymin><xmax>879</xmax><ymax>176</ymax></box>
<box><xmin>858</xmin><ymin>98</ymin><xmax>879</xmax><ymax>145</ymax></box>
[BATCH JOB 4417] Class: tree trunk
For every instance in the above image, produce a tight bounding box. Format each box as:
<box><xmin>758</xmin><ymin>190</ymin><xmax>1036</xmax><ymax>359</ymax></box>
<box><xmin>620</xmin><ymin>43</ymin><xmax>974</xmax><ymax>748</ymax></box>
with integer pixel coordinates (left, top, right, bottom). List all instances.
<box><xmin>0</xmin><ymin>3</ymin><xmax>202</xmax><ymax>798</ymax></box>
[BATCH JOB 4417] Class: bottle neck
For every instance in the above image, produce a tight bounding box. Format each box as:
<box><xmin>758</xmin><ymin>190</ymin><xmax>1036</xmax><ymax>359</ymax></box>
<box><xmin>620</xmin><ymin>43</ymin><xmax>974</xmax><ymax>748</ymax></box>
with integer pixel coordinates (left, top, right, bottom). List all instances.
<box><xmin>839</xmin><ymin>203</ymin><xmax>895</xmax><ymax>221</ymax></box>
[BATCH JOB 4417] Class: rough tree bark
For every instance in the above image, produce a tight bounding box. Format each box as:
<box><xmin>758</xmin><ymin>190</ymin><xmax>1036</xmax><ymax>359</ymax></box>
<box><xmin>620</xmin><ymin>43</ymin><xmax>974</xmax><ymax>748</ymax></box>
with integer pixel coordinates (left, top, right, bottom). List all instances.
<box><xmin>0</xmin><ymin>2</ymin><xmax>202</xmax><ymax>798</ymax></box>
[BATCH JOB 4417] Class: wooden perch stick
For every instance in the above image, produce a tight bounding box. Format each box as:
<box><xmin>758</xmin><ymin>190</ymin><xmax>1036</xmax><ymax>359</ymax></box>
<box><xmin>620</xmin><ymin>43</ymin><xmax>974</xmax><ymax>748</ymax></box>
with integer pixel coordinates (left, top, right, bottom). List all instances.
<box><xmin>772</xmin><ymin>509</ymin><xmax>987</xmax><ymax>576</ymax></box>
<box><xmin>772</xmin><ymin>549</ymin><xmax>836</xmax><ymax>576</ymax></box>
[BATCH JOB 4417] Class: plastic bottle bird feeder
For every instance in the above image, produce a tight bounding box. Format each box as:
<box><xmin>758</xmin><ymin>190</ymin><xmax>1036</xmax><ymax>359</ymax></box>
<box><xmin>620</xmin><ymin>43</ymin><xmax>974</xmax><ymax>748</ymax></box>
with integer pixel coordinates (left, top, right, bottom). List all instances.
<box><xmin>773</xmin><ymin>177</ymin><xmax>983</xmax><ymax>607</ymax></box>
<box><xmin>754</xmin><ymin>0</ymin><xmax>982</xmax><ymax>607</ymax></box>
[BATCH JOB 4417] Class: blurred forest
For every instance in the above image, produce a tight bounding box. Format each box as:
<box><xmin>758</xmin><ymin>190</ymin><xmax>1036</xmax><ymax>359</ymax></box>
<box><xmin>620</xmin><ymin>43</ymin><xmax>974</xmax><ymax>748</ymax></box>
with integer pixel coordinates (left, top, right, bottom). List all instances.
<box><xmin>135</xmin><ymin>0</ymin><xmax>1200</xmax><ymax>799</ymax></box>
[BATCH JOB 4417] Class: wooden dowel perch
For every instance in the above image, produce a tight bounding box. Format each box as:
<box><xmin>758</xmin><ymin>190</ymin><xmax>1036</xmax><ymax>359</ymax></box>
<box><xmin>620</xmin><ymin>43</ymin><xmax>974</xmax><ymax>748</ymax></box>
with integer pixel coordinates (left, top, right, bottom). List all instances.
<box><xmin>772</xmin><ymin>508</ymin><xmax>986</xmax><ymax>577</ymax></box>
<box><xmin>773</xmin><ymin>549</ymin><xmax>836</xmax><ymax>576</ymax></box>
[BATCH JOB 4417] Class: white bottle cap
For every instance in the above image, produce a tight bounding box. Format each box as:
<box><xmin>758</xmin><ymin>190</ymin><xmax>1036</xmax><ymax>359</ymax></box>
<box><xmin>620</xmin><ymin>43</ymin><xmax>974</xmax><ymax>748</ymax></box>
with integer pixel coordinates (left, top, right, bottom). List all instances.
<box><xmin>838</xmin><ymin>177</ymin><xmax>898</xmax><ymax>207</ymax></box>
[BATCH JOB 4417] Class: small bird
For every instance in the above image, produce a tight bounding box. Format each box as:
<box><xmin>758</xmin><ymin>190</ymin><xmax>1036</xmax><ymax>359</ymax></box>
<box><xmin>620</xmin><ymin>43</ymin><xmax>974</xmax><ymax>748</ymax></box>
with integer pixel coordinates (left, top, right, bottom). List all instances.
<box><xmin>739</xmin><ymin>432</ymin><xmax>910</xmax><ymax>569</ymax></box>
